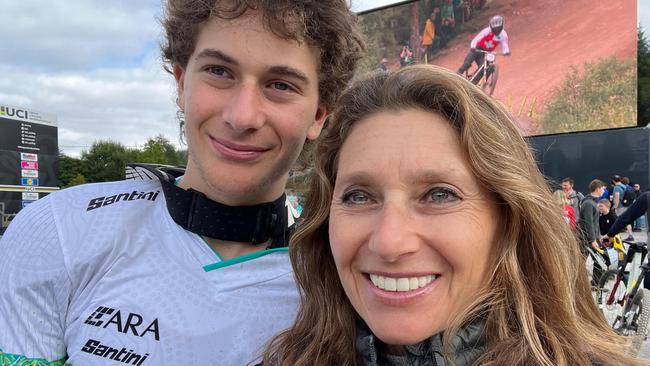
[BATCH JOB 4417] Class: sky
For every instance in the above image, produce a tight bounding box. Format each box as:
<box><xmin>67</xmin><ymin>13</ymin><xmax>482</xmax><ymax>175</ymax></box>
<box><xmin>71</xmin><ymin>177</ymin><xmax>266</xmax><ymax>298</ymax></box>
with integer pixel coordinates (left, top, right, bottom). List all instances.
<box><xmin>0</xmin><ymin>0</ymin><xmax>176</xmax><ymax>157</ymax></box>
<box><xmin>0</xmin><ymin>0</ymin><xmax>648</xmax><ymax>157</ymax></box>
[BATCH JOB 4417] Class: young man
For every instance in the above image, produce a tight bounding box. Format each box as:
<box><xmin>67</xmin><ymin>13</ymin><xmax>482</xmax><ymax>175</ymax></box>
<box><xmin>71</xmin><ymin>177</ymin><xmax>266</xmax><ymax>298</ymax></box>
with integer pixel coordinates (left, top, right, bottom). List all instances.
<box><xmin>561</xmin><ymin>177</ymin><xmax>584</xmax><ymax>216</ymax></box>
<box><xmin>579</xmin><ymin>179</ymin><xmax>608</xmax><ymax>282</ymax></box>
<box><xmin>611</xmin><ymin>175</ymin><xmax>634</xmax><ymax>240</ymax></box>
<box><xmin>579</xmin><ymin>179</ymin><xmax>606</xmax><ymax>252</ymax></box>
<box><xmin>0</xmin><ymin>1</ymin><xmax>365</xmax><ymax>365</ymax></box>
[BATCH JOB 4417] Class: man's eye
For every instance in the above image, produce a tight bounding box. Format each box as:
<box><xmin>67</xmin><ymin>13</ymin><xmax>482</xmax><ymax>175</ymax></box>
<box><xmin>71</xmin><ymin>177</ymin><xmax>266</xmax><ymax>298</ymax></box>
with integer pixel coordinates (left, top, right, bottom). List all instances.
<box><xmin>426</xmin><ymin>188</ymin><xmax>460</xmax><ymax>204</ymax></box>
<box><xmin>271</xmin><ymin>82</ymin><xmax>292</xmax><ymax>91</ymax></box>
<box><xmin>206</xmin><ymin>66</ymin><xmax>229</xmax><ymax>77</ymax></box>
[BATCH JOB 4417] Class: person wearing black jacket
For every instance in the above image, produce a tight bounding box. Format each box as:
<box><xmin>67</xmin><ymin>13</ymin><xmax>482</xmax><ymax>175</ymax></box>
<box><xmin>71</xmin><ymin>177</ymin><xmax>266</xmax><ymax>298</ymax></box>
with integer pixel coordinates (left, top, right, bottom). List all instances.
<box><xmin>603</xmin><ymin>192</ymin><xmax>650</xmax><ymax>288</ymax></box>
<box><xmin>597</xmin><ymin>199</ymin><xmax>617</xmax><ymax>236</ymax></box>
<box><xmin>604</xmin><ymin>192</ymin><xmax>649</xmax><ymax>243</ymax></box>
<box><xmin>579</xmin><ymin>180</ymin><xmax>606</xmax><ymax>251</ymax></box>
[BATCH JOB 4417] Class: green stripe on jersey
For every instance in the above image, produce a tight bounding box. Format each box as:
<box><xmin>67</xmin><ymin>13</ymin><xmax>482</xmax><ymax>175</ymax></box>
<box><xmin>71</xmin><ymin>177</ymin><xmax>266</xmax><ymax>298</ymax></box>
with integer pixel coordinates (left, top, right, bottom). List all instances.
<box><xmin>0</xmin><ymin>349</ymin><xmax>68</xmax><ymax>365</ymax></box>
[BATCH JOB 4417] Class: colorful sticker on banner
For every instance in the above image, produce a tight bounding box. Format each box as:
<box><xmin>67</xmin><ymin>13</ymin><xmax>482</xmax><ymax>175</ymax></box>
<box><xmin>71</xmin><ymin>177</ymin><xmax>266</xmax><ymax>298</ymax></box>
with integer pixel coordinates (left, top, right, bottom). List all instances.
<box><xmin>22</xmin><ymin>192</ymin><xmax>39</xmax><ymax>201</ymax></box>
<box><xmin>21</xmin><ymin>169</ymin><xmax>38</xmax><ymax>178</ymax></box>
<box><xmin>22</xmin><ymin>201</ymin><xmax>34</xmax><ymax>208</ymax></box>
<box><xmin>20</xmin><ymin>161</ymin><xmax>38</xmax><ymax>170</ymax></box>
<box><xmin>21</xmin><ymin>177</ymin><xmax>38</xmax><ymax>186</ymax></box>
<box><xmin>20</xmin><ymin>153</ymin><xmax>38</xmax><ymax>162</ymax></box>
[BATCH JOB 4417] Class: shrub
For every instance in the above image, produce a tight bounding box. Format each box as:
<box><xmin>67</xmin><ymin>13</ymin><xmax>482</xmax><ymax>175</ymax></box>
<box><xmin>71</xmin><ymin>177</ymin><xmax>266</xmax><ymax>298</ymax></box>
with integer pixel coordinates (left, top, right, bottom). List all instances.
<box><xmin>540</xmin><ymin>57</ymin><xmax>636</xmax><ymax>134</ymax></box>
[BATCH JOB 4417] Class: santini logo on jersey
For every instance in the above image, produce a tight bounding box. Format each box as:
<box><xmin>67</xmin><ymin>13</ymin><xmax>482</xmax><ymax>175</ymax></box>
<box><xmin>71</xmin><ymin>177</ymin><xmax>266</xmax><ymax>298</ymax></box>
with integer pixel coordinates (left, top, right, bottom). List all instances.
<box><xmin>86</xmin><ymin>190</ymin><xmax>160</xmax><ymax>211</ymax></box>
<box><xmin>84</xmin><ymin>306</ymin><xmax>160</xmax><ymax>341</ymax></box>
<box><xmin>81</xmin><ymin>339</ymin><xmax>149</xmax><ymax>366</ymax></box>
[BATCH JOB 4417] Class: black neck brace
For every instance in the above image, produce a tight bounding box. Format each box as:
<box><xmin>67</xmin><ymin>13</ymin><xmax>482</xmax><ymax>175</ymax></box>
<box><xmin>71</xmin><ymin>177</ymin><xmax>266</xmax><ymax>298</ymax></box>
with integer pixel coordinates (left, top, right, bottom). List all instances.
<box><xmin>135</xmin><ymin>164</ymin><xmax>289</xmax><ymax>248</ymax></box>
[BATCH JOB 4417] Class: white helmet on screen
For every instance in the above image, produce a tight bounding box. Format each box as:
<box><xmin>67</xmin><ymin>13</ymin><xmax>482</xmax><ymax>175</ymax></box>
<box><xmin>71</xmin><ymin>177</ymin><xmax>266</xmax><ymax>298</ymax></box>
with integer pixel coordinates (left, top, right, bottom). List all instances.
<box><xmin>489</xmin><ymin>15</ymin><xmax>504</xmax><ymax>35</ymax></box>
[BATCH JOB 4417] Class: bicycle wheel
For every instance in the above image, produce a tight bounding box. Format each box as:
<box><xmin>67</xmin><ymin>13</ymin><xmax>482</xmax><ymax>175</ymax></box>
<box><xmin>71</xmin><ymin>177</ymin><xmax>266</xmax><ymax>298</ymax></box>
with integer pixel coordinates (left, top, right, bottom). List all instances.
<box><xmin>627</xmin><ymin>288</ymin><xmax>650</xmax><ymax>356</ymax></box>
<box><xmin>598</xmin><ymin>269</ymin><xmax>625</xmax><ymax>326</ymax></box>
<box><xmin>482</xmin><ymin>65</ymin><xmax>498</xmax><ymax>96</ymax></box>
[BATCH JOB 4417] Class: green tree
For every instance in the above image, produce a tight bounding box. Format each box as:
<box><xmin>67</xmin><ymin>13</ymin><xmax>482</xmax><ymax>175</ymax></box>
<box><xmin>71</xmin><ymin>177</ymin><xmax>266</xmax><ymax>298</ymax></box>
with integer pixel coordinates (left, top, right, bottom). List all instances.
<box><xmin>638</xmin><ymin>26</ymin><xmax>650</xmax><ymax>126</ymax></box>
<box><xmin>58</xmin><ymin>153</ymin><xmax>85</xmax><ymax>187</ymax></box>
<box><xmin>138</xmin><ymin>135</ymin><xmax>184</xmax><ymax>165</ymax></box>
<box><xmin>81</xmin><ymin>140</ymin><xmax>130</xmax><ymax>182</ymax></box>
<box><xmin>68</xmin><ymin>173</ymin><xmax>87</xmax><ymax>186</ymax></box>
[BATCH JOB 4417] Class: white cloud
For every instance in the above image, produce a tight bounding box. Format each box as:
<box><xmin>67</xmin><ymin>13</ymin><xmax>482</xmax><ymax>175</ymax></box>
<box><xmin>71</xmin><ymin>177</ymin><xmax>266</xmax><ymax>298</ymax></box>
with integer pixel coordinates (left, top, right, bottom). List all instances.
<box><xmin>0</xmin><ymin>0</ymin><xmax>182</xmax><ymax>157</ymax></box>
<box><xmin>0</xmin><ymin>0</ymin><xmax>162</xmax><ymax>71</ymax></box>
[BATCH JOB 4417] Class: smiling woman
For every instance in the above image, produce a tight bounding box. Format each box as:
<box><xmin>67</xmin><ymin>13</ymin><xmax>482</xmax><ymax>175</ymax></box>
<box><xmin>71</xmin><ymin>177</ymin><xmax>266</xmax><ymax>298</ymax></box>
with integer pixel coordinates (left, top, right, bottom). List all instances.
<box><xmin>261</xmin><ymin>65</ymin><xmax>646</xmax><ymax>365</ymax></box>
<box><xmin>328</xmin><ymin>107</ymin><xmax>499</xmax><ymax>349</ymax></box>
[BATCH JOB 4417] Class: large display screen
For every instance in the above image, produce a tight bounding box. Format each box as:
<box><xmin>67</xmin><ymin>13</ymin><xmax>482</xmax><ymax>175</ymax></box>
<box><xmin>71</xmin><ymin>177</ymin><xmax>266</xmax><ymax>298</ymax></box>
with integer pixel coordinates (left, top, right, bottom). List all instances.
<box><xmin>0</xmin><ymin>103</ymin><xmax>59</xmax><ymax>234</ymax></box>
<box><xmin>358</xmin><ymin>0</ymin><xmax>637</xmax><ymax>136</ymax></box>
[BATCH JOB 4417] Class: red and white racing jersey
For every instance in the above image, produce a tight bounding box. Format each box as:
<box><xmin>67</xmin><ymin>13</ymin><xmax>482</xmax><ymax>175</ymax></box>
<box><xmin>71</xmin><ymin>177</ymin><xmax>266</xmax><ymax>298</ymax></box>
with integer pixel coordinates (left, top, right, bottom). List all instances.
<box><xmin>470</xmin><ymin>26</ymin><xmax>510</xmax><ymax>54</ymax></box>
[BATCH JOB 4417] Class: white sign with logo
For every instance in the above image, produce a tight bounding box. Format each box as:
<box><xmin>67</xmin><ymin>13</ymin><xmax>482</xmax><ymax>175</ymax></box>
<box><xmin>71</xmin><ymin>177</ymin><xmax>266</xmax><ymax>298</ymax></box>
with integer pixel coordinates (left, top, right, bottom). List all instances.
<box><xmin>20</xmin><ymin>152</ymin><xmax>38</xmax><ymax>162</ymax></box>
<box><xmin>22</xmin><ymin>192</ymin><xmax>39</xmax><ymax>201</ymax></box>
<box><xmin>21</xmin><ymin>169</ymin><xmax>38</xmax><ymax>178</ymax></box>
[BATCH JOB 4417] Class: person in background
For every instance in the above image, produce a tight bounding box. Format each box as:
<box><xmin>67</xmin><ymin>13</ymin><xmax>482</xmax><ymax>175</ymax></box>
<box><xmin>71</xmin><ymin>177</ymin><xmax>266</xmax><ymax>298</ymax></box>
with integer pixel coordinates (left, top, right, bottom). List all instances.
<box><xmin>603</xmin><ymin>191</ymin><xmax>650</xmax><ymax>288</ymax></box>
<box><xmin>578</xmin><ymin>179</ymin><xmax>609</xmax><ymax>281</ymax></box>
<box><xmin>553</xmin><ymin>189</ymin><xmax>576</xmax><ymax>230</ymax></box>
<box><xmin>0</xmin><ymin>1</ymin><xmax>365</xmax><ymax>364</ymax></box>
<box><xmin>421</xmin><ymin>12</ymin><xmax>437</xmax><ymax>63</ymax></box>
<box><xmin>399</xmin><ymin>41</ymin><xmax>414</xmax><ymax>67</ymax></box>
<box><xmin>597</xmin><ymin>198</ymin><xmax>617</xmax><ymax>236</ymax></box>
<box><xmin>633</xmin><ymin>182</ymin><xmax>645</xmax><ymax>231</ymax></box>
<box><xmin>440</xmin><ymin>0</ymin><xmax>455</xmax><ymax>41</ymax></box>
<box><xmin>260</xmin><ymin>65</ymin><xmax>641</xmax><ymax>366</ymax></box>
<box><xmin>611</xmin><ymin>175</ymin><xmax>634</xmax><ymax>241</ymax></box>
<box><xmin>561</xmin><ymin>177</ymin><xmax>584</xmax><ymax>216</ymax></box>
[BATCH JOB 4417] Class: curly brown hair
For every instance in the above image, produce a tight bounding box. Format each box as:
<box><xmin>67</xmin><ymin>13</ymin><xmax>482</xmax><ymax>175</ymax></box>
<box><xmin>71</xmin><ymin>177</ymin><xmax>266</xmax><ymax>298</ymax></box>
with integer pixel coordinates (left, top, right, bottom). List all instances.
<box><xmin>160</xmin><ymin>0</ymin><xmax>366</xmax><ymax>110</ymax></box>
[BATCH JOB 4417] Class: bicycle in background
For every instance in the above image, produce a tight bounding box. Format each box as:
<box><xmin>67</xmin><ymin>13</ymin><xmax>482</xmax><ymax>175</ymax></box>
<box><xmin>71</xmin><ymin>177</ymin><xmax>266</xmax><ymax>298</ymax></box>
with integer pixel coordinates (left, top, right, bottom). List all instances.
<box><xmin>598</xmin><ymin>239</ymin><xmax>650</xmax><ymax>355</ymax></box>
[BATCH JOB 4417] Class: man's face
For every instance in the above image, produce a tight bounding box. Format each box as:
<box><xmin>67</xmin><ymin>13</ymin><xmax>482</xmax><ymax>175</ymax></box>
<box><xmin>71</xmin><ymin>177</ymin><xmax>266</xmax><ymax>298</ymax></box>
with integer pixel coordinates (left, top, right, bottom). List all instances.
<box><xmin>634</xmin><ymin>184</ymin><xmax>641</xmax><ymax>192</ymax></box>
<box><xmin>174</xmin><ymin>14</ymin><xmax>327</xmax><ymax>205</ymax></box>
<box><xmin>561</xmin><ymin>181</ymin><xmax>572</xmax><ymax>194</ymax></box>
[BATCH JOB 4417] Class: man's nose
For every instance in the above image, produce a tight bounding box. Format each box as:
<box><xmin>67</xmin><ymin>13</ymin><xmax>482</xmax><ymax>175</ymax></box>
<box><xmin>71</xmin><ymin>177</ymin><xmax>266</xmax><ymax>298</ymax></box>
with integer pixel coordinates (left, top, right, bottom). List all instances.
<box><xmin>222</xmin><ymin>84</ymin><xmax>266</xmax><ymax>133</ymax></box>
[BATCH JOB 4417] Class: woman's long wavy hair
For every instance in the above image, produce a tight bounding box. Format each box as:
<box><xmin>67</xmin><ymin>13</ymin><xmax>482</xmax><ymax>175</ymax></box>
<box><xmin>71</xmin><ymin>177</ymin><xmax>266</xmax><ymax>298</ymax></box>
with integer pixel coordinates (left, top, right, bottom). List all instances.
<box><xmin>262</xmin><ymin>65</ymin><xmax>645</xmax><ymax>366</ymax></box>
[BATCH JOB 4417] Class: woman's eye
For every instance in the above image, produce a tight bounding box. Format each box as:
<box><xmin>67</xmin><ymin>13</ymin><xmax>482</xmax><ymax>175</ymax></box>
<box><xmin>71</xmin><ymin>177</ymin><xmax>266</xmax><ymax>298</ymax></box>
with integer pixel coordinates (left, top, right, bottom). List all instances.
<box><xmin>426</xmin><ymin>188</ymin><xmax>460</xmax><ymax>204</ymax></box>
<box><xmin>342</xmin><ymin>190</ymin><xmax>371</xmax><ymax>205</ymax></box>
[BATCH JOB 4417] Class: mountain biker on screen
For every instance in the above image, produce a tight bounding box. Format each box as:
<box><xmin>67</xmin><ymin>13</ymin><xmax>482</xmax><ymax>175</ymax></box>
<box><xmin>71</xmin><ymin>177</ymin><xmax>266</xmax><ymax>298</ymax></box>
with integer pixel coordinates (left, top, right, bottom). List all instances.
<box><xmin>457</xmin><ymin>15</ymin><xmax>510</xmax><ymax>79</ymax></box>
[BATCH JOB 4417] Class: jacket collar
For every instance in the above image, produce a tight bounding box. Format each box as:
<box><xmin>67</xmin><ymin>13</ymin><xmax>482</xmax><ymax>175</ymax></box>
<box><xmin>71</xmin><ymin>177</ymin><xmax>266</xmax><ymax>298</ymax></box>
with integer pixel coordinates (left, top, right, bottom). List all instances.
<box><xmin>355</xmin><ymin>318</ymin><xmax>486</xmax><ymax>366</ymax></box>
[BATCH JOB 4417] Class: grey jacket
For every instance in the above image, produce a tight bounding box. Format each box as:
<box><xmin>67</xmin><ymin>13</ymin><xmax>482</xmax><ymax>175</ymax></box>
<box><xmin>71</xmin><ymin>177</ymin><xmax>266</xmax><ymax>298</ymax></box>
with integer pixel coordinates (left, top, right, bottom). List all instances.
<box><xmin>356</xmin><ymin>320</ymin><xmax>486</xmax><ymax>366</ymax></box>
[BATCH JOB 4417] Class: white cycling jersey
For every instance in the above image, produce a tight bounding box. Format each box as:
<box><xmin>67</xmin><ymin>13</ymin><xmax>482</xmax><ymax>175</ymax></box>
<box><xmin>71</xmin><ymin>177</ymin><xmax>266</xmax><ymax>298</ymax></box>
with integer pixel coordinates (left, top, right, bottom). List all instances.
<box><xmin>0</xmin><ymin>179</ymin><xmax>299</xmax><ymax>365</ymax></box>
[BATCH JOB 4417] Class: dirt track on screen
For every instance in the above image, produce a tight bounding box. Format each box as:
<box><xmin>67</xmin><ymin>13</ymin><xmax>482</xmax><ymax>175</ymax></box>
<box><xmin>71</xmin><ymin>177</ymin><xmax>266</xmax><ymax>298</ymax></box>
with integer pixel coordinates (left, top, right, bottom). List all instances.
<box><xmin>429</xmin><ymin>0</ymin><xmax>636</xmax><ymax>135</ymax></box>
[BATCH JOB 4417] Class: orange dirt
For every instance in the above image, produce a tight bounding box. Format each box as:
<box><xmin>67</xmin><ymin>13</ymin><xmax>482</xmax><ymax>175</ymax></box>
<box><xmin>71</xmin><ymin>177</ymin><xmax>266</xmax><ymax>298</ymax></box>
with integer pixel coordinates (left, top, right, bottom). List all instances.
<box><xmin>429</xmin><ymin>0</ymin><xmax>636</xmax><ymax>135</ymax></box>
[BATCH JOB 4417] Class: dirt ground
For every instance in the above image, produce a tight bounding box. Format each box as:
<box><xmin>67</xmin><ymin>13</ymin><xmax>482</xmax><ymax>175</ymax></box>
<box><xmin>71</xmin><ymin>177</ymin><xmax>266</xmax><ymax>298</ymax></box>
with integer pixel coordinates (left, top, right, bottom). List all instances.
<box><xmin>428</xmin><ymin>0</ymin><xmax>636</xmax><ymax>135</ymax></box>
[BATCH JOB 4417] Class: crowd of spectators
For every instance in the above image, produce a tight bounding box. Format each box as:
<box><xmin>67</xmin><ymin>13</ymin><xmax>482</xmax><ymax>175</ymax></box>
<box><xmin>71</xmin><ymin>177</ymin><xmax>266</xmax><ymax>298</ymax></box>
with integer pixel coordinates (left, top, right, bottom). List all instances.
<box><xmin>555</xmin><ymin>175</ymin><xmax>647</xmax><ymax>283</ymax></box>
<box><xmin>420</xmin><ymin>0</ymin><xmax>487</xmax><ymax>63</ymax></box>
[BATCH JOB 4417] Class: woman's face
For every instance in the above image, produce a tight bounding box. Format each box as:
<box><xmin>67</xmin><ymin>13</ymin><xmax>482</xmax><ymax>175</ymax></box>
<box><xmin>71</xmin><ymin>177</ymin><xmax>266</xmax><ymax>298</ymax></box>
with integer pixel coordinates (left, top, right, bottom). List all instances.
<box><xmin>329</xmin><ymin>108</ymin><xmax>499</xmax><ymax>345</ymax></box>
